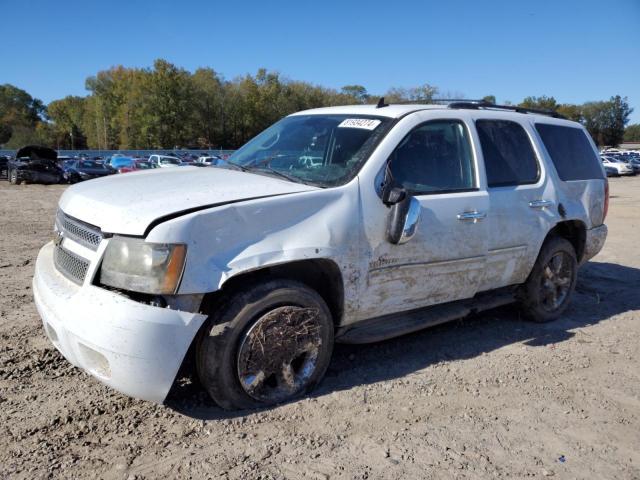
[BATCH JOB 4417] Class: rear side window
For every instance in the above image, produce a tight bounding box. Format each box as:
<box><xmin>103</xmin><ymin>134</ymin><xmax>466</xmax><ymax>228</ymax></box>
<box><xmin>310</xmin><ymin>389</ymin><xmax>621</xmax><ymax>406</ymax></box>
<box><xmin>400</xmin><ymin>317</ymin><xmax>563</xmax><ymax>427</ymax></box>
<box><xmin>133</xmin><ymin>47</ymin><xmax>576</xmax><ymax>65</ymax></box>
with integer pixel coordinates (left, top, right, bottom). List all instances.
<box><xmin>476</xmin><ymin>120</ymin><xmax>539</xmax><ymax>187</ymax></box>
<box><xmin>535</xmin><ymin>124</ymin><xmax>604</xmax><ymax>181</ymax></box>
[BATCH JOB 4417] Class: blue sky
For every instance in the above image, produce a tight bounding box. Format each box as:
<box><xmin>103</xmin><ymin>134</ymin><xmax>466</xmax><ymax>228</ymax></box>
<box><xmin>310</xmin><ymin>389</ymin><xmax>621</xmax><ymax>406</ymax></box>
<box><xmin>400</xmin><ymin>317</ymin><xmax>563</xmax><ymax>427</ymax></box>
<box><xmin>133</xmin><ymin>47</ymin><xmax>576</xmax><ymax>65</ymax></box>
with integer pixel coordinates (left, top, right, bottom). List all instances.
<box><xmin>3</xmin><ymin>0</ymin><xmax>640</xmax><ymax>123</ymax></box>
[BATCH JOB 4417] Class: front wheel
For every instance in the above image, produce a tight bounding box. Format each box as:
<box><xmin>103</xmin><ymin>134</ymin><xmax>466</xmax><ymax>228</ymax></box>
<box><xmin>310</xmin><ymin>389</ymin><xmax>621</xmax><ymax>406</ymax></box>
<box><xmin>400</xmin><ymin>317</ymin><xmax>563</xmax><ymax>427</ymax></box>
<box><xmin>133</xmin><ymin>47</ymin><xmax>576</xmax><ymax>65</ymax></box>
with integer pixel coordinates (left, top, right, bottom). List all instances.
<box><xmin>196</xmin><ymin>280</ymin><xmax>334</xmax><ymax>410</ymax></box>
<box><xmin>9</xmin><ymin>169</ymin><xmax>20</xmax><ymax>185</ymax></box>
<box><xmin>518</xmin><ymin>236</ymin><xmax>577</xmax><ymax>323</ymax></box>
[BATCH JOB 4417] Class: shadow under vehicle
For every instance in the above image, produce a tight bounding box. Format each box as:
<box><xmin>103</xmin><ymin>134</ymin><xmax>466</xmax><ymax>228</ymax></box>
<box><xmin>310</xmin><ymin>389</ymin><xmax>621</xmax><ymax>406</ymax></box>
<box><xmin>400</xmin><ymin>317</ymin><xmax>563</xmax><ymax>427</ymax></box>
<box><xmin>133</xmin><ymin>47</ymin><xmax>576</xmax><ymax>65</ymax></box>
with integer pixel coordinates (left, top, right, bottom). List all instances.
<box><xmin>7</xmin><ymin>145</ymin><xmax>64</xmax><ymax>185</ymax></box>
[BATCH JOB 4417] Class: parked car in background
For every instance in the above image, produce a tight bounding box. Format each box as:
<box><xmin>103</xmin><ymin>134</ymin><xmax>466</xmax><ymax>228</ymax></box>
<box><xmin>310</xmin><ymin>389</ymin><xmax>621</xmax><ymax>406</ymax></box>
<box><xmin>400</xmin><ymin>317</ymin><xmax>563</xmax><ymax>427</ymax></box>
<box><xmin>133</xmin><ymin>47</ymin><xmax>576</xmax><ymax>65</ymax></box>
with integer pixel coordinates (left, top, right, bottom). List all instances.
<box><xmin>195</xmin><ymin>155</ymin><xmax>225</xmax><ymax>167</ymax></box>
<box><xmin>104</xmin><ymin>154</ymin><xmax>126</xmax><ymax>168</ymax></box>
<box><xmin>62</xmin><ymin>159</ymin><xmax>115</xmax><ymax>183</ymax></box>
<box><xmin>34</xmin><ymin>102</ymin><xmax>608</xmax><ymax>409</ymax></box>
<box><xmin>117</xmin><ymin>159</ymin><xmax>155</xmax><ymax>173</ymax></box>
<box><xmin>601</xmin><ymin>156</ymin><xmax>634</xmax><ymax>176</ymax></box>
<box><xmin>148</xmin><ymin>154</ymin><xmax>183</xmax><ymax>168</ymax></box>
<box><xmin>7</xmin><ymin>145</ymin><xmax>63</xmax><ymax>185</ymax></box>
<box><xmin>0</xmin><ymin>155</ymin><xmax>9</xmax><ymax>179</ymax></box>
<box><xmin>107</xmin><ymin>156</ymin><xmax>137</xmax><ymax>172</ymax></box>
<box><xmin>615</xmin><ymin>154</ymin><xmax>640</xmax><ymax>174</ymax></box>
<box><xmin>603</xmin><ymin>165</ymin><xmax>619</xmax><ymax>177</ymax></box>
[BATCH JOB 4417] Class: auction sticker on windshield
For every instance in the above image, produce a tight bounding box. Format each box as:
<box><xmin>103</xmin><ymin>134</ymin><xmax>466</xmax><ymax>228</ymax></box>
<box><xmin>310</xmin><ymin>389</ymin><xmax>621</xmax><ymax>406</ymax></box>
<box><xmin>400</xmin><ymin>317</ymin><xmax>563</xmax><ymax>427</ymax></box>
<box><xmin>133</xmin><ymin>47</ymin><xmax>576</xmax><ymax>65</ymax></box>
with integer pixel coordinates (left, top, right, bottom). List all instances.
<box><xmin>338</xmin><ymin>118</ymin><xmax>381</xmax><ymax>130</ymax></box>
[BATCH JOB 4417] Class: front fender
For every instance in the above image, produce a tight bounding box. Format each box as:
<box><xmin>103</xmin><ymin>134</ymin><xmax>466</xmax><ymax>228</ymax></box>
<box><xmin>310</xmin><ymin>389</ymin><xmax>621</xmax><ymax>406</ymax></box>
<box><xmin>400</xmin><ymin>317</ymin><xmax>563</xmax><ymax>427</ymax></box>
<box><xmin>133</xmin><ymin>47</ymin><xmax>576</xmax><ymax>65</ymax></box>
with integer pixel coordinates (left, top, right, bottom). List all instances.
<box><xmin>145</xmin><ymin>184</ymin><xmax>362</xmax><ymax>298</ymax></box>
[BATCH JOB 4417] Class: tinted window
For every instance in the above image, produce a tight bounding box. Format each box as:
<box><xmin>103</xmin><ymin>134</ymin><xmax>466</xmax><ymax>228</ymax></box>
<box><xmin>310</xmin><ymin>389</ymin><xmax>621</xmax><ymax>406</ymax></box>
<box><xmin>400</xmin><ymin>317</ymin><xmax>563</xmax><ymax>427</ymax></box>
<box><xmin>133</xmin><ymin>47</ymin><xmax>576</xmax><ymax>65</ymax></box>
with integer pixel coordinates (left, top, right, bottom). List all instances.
<box><xmin>388</xmin><ymin>120</ymin><xmax>476</xmax><ymax>194</ymax></box>
<box><xmin>536</xmin><ymin>124</ymin><xmax>604</xmax><ymax>181</ymax></box>
<box><xmin>476</xmin><ymin>120</ymin><xmax>539</xmax><ymax>187</ymax></box>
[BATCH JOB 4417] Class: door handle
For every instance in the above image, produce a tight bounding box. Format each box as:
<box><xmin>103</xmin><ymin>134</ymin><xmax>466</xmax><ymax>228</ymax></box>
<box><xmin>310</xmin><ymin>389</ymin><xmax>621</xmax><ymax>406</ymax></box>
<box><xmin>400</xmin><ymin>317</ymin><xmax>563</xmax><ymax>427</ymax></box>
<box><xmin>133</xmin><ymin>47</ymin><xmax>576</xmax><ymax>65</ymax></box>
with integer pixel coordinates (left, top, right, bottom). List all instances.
<box><xmin>528</xmin><ymin>199</ymin><xmax>553</xmax><ymax>209</ymax></box>
<box><xmin>457</xmin><ymin>211</ymin><xmax>486</xmax><ymax>223</ymax></box>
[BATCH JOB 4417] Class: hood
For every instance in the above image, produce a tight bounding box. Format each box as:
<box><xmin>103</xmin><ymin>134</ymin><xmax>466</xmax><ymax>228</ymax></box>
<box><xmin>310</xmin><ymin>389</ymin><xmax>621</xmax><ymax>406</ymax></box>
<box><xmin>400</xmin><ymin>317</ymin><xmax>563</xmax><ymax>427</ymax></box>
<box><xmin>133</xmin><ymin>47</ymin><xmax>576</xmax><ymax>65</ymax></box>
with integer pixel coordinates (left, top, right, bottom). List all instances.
<box><xmin>59</xmin><ymin>166</ymin><xmax>319</xmax><ymax>235</ymax></box>
<box><xmin>15</xmin><ymin>145</ymin><xmax>57</xmax><ymax>161</ymax></box>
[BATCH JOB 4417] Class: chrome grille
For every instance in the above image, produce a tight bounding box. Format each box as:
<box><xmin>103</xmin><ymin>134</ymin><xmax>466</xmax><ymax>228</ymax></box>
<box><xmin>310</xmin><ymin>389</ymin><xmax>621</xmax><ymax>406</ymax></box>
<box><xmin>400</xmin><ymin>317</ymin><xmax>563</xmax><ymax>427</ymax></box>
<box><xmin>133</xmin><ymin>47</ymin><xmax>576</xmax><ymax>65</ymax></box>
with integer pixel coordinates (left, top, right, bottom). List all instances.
<box><xmin>53</xmin><ymin>245</ymin><xmax>89</xmax><ymax>285</ymax></box>
<box><xmin>56</xmin><ymin>210</ymin><xmax>103</xmax><ymax>250</ymax></box>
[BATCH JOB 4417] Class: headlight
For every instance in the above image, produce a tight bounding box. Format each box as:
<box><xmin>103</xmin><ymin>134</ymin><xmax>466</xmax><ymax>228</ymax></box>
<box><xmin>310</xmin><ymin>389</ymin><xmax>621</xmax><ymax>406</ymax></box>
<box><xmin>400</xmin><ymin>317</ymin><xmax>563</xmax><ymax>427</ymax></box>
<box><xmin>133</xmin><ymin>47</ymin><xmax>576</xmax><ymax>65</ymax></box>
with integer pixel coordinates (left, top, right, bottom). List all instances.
<box><xmin>100</xmin><ymin>236</ymin><xmax>187</xmax><ymax>294</ymax></box>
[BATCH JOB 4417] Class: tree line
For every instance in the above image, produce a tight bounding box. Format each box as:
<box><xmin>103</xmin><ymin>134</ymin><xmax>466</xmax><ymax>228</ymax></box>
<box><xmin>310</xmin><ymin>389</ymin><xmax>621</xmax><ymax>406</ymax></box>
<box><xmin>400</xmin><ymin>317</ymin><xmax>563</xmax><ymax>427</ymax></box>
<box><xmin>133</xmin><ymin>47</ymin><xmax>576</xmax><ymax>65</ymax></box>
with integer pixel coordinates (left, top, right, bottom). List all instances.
<box><xmin>0</xmin><ymin>59</ymin><xmax>636</xmax><ymax>150</ymax></box>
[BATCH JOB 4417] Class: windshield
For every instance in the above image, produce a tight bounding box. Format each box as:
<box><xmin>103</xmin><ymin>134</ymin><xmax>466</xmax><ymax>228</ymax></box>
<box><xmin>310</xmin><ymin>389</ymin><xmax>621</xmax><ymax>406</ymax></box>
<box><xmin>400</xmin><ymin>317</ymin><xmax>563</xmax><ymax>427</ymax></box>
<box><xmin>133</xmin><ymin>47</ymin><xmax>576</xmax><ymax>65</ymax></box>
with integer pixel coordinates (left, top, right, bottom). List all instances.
<box><xmin>135</xmin><ymin>161</ymin><xmax>153</xmax><ymax>169</ymax></box>
<box><xmin>227</xmin><ymin>114</ymin><xmax>392</xmax><ymax>187</ymax></box>
<box><xmin>160</xmin><ymin>157</ymin><xmax>181</xmax><ymax>165</ymax></box>
<box><xmin>79</xmin><ymin>160</ymin><xmax>105</xmax><ymax>169</ymax></box>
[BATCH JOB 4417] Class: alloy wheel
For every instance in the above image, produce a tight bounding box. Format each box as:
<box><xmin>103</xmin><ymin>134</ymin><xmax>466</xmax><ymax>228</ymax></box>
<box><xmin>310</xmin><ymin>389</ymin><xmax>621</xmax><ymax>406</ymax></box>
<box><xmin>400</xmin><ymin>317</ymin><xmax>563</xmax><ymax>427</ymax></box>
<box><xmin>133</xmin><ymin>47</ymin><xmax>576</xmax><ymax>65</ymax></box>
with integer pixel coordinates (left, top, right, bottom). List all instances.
<box><xmin>236</xmin><ymin>306</ymin><xmax>323</xmax><ymax>403</ymax></box>
<box><xmin>540</xmin><ymin>252</ymin><xmax>573</xmax><ymax>311</ymax></box>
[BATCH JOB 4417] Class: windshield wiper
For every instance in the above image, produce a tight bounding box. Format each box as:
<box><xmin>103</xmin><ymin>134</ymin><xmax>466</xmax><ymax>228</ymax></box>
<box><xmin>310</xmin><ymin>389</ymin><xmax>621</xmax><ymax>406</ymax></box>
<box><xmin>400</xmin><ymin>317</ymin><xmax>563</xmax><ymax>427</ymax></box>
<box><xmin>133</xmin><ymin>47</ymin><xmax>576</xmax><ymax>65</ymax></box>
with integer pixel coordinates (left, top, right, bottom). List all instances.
<box><xmin>244</xmin><ymin>165</ymin><xmax>301</xmax><ymax>183</ymax></box>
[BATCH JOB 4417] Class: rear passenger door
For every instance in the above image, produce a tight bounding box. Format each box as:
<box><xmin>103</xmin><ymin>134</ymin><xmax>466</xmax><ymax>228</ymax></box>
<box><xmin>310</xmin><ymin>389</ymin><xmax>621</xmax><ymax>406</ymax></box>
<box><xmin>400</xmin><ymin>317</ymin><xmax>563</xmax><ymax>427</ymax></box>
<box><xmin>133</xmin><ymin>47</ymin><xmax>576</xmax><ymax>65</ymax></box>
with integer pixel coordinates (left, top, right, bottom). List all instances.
<box><xmin>474</xmin><ymin>119</ymin><xmax>555</xmax><ymax>291</ymax></box>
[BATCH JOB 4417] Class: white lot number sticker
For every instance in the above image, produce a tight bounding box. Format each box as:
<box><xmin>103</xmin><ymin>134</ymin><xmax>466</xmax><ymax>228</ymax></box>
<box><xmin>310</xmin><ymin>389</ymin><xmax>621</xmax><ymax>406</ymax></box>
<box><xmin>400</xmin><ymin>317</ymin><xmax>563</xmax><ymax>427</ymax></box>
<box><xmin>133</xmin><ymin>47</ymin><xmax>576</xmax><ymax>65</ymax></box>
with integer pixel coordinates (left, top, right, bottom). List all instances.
<box><xmin>338</xmin><ymin>118</ymin><xmax>381</xmax><ymax>130</ymax></box>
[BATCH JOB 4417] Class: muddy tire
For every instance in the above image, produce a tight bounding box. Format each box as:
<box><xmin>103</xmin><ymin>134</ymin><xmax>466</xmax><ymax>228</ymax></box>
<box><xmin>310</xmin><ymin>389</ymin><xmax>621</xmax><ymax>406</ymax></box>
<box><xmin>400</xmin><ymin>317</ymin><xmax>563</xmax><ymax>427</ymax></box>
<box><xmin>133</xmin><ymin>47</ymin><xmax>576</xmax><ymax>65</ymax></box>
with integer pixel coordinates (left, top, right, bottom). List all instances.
<box><xmin>196</xmin><ymin>280</ymin><xmax>334</xmax><ymax>410</ymax></box>
<box><xmin>519</xmin><ymin>236</ymin><xmax>577</xmax><ymax>323</ymax></box>
<box><xmin>9</xmin><ymin>169</ymin><xmax>20</xmax><ymax>185</ymax></box>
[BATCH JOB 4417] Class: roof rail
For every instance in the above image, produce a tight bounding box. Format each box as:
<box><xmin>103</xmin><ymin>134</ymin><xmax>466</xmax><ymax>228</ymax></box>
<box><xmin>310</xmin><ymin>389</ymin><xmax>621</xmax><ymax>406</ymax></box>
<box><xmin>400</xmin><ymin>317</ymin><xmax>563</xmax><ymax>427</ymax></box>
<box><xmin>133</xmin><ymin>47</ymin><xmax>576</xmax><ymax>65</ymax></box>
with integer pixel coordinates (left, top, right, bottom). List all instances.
<box><xmin>447</xmin><ymin>100</ymin><xmax>565</xmax><ymax>119</ymax></box>
<box><xmin>372</xmin><ymin>97</ymin><xmax>565</xmax><ymax>119</ymax></box>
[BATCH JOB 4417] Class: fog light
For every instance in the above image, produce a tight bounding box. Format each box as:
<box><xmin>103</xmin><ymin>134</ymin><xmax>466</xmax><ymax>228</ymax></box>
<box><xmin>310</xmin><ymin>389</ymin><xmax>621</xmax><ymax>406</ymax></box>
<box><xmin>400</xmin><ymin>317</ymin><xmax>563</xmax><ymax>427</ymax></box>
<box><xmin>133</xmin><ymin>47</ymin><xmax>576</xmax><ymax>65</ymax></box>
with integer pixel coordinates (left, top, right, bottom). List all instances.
<box><xmin>45</xmin><ymin>323</ymin><xmax>59</xmax><ymax>343</ymax></box>
<box><xmin>78</xmin><ymin>343</ymin><xmax>111</xmax><ymax>379</ymax></box>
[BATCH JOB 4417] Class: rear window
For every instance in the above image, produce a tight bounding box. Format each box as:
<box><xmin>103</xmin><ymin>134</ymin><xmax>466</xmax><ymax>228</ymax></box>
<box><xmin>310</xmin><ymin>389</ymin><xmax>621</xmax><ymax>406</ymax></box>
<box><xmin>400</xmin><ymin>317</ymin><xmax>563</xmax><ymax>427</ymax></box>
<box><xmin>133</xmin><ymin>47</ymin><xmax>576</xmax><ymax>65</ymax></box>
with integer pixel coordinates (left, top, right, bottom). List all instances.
<box><xmin>535</xmin><ymin>124</ymin><xmax>604</xmax><ymax>181</ymax></box>
<box><xmin>476</xmin><ymin>120</ymin><xmax>539</xmax><ymax>187</ymax></box>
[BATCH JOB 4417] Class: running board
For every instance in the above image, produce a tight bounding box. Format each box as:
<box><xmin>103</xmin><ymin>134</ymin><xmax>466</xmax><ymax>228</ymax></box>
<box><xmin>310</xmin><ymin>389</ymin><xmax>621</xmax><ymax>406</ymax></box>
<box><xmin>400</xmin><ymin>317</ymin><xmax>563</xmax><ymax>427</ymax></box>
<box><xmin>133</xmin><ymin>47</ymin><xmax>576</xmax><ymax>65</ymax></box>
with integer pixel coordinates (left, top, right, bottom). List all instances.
<box><xmin>336</xmin><ymin>289</ymin><xmax>515</xmax><ymax>344</ymax></box>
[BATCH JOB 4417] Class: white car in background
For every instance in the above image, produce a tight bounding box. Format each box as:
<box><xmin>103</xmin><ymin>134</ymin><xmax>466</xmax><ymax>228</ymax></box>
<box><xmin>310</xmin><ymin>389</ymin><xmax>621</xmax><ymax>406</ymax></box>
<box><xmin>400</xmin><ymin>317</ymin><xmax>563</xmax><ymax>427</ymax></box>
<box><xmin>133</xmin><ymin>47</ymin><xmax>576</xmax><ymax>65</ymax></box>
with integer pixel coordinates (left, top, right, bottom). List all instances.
<box><xmin>148</xmin><ymin>154</ymin><xmax>183</xmax><ymax>168</ymax></box>
<box><xmin>196</xmin><ymin>155</ymin><xmax>225</xmax><ymax>166</ymax></box>
<box><xmin>601</xmin><ymin>156</ymin><xmax>634</xmax><ymax>175</ymax></box>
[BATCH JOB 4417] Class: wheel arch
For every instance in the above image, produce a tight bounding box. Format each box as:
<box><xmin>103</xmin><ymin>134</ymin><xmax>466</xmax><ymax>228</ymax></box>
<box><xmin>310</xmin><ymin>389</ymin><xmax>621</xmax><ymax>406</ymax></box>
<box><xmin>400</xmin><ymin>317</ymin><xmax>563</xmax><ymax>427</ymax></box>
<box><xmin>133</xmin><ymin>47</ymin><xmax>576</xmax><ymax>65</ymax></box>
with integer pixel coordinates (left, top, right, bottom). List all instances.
<box><xmin>545</xmin><ymin>219</ymin><xmax>587</xmax><ymax>263</ymax></box>
<box><xmin>213</xmin><ymin>258</ymin><xmax>346</xmax><ymax>327</ymax></box>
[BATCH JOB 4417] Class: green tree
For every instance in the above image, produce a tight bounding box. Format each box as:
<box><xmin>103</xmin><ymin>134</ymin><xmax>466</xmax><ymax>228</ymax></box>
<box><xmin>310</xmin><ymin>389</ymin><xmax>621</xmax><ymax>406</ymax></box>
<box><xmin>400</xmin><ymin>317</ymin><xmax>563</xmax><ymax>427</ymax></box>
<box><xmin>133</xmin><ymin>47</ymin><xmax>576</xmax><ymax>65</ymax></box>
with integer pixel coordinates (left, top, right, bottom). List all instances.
<box><xmin>519</xmin><ymin>95</ymin><xmax>559</xmax><ymax>111</ymax></box>
<box><xmin>384</xmin><ymin>84</ymin><xmax>439</xmax><ymax>103</ymax></box>
<box><xmin>556</xmin><ymin>104</ymin><xmax>582</xmax><ymax>122</ymax></box>
<box><xmin>482</xmin><ymin>95</ymin><xmax>496</xmax><ymax>104</ymax></box>
<box><xmin>47</xmin><ymin>96</ymin><xmax>88</xmax><ymax>149</ymax></box>
<box><xmin>0</xmin><ymin>84</ymin><xmax>47</xmax><ymax>147</ymax></box>
<box><xmin>624</xmin><ymin>124</ymin><xmax>640</xmax><ymax>142</ymax></box>
<box><xmin>340</xmin><ymin>85</ymin><xmax>369</xmax><ymax>104</ymax></box>
<box><xmin>582</xmin><ymin>96</ymin><xmax>633</xmax><ymax>146</ymax></box>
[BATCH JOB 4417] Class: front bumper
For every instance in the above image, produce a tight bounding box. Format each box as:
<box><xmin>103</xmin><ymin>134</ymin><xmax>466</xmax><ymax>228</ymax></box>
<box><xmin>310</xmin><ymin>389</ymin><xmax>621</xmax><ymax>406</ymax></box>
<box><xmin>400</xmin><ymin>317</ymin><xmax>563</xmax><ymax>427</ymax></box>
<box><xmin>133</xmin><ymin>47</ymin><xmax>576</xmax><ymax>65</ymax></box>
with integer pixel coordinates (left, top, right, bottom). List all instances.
<box><xmin>33</xmin><ymin>242</ymin><xmax>207</xmax><ymax>403</ymax></box>
<box><xmin>581</xmin><ymin>224</ymin><xmax>608</xmax><ymax>265</ymax></box>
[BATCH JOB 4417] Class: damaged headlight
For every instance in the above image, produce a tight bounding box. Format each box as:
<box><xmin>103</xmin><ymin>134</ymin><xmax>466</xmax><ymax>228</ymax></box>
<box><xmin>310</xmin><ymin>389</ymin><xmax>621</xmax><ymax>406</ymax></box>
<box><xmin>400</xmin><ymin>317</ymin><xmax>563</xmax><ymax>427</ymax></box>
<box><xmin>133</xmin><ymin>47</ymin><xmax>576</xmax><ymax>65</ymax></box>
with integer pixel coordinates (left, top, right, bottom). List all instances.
<box><xmin>100</xmin><ymin>236</ymin><xmax>187</xmax><ymax>294</ymax></box>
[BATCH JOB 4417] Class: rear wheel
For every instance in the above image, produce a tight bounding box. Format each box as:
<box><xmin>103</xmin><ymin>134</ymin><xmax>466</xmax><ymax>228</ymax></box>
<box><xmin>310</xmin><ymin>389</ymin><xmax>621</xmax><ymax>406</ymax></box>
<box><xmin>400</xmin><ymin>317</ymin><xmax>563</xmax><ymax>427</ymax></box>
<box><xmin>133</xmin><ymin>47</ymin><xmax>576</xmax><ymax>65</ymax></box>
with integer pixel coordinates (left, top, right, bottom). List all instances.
<box><xmin>519</xmin><ymin>236</ymin><xmax>577</xmax><ymax>323</ymax></box>
<box><xmin>196</xmin><ymin>280</ymin><xmax>334</xmax><ymax>410</ymax></box>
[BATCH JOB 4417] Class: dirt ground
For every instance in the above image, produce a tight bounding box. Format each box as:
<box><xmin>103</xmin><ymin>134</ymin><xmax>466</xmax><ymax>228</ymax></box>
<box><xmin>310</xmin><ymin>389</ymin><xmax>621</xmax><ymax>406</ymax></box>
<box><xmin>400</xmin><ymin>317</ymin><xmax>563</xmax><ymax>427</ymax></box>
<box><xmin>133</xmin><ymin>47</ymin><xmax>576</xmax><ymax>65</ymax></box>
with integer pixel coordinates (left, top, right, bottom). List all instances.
<box><xmin>0</xmin><ymin>177</ymin><xmax>639</xmax><ymax>480</ymax></box>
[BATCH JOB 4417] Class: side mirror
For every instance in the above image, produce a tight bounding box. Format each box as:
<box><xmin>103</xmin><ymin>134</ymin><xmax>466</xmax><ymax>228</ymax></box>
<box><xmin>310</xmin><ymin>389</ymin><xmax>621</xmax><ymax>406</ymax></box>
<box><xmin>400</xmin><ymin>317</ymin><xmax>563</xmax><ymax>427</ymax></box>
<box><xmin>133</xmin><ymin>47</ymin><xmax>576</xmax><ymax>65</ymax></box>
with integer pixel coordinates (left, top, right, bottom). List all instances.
<box><xmin>385</xmin><ymin>188</ymin><xmax>421</xmax><ymax>245</ymax></box>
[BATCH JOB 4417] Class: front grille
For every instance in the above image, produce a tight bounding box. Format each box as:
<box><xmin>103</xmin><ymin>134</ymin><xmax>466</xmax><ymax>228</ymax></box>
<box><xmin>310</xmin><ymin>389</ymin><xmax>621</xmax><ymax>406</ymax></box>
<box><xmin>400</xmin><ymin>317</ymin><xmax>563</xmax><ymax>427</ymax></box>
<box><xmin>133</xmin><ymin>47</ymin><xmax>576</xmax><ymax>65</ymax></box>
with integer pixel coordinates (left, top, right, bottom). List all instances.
<box><xmin>56</xmin><ymin>210</ymin><xmax>103</xmax><ymax>250</ymax></box>
<box><xmin>53</xmin><ymin>245</ymin><xmax>89</xmax><ymax>285</ymax></box>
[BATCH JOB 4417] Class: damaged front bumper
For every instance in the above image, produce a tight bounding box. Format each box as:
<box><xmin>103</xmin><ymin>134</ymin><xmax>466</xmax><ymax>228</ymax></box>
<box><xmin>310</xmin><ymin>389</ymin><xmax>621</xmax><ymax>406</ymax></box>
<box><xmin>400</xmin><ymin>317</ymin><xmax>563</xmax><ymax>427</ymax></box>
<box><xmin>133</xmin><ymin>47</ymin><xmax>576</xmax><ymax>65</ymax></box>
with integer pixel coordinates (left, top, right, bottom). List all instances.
<box><xmin>581</xmin><ymin>224</ymin><xmax>608</xmax><ymax>265</ymax></box>
<box><xmin>32</xmin><ymin>242</ymin><xmax>207</xmax><ymax>403</ymax></box>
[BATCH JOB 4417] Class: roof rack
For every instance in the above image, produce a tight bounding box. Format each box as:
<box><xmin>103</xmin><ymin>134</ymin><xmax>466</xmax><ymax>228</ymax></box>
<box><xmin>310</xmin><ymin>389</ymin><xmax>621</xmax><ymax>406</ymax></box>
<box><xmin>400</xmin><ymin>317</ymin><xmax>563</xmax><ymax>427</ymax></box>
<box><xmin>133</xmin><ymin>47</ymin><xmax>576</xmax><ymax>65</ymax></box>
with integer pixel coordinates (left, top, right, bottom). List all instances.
<box><xmin>447</xmin><ymin>100</ymin><xmax>565</xmax><ymax>119</ymax></box>
<box><xmin>373</xmin><ymin>97</ymin><xmax>565</xmax><ymax>119</ymax></box>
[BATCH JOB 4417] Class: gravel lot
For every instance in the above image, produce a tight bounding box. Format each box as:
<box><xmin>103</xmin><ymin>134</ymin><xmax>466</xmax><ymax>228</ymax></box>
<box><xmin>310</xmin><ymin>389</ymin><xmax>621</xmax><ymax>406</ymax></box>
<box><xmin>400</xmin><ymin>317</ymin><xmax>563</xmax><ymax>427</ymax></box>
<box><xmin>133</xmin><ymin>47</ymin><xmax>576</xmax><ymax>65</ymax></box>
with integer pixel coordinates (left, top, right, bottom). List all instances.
<box><xmin>1</xmin><ymin>177</ymin><xmax>639</xmax><ymax>479</ymax></box>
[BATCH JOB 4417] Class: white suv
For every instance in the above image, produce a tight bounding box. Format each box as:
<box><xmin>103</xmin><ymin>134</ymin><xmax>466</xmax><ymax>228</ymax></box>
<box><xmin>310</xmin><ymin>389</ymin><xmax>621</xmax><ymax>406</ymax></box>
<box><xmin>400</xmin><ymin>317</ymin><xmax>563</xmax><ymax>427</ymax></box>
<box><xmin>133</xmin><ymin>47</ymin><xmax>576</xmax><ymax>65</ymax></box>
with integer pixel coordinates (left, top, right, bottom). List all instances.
<box><xmin>33</xmin><ymin>101</ymin><xmax>608</xmax><ymax>409</ymax></box>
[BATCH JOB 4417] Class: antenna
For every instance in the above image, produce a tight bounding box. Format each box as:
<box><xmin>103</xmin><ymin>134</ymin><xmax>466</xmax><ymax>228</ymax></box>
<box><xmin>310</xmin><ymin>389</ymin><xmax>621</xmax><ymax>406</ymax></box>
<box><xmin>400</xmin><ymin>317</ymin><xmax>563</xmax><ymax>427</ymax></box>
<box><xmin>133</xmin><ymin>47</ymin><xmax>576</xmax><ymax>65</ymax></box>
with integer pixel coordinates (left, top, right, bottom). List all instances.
<box><xmin>376</xmin><ymin>97</ymin><xmax>388</xmax><ymax>109</ymax></box>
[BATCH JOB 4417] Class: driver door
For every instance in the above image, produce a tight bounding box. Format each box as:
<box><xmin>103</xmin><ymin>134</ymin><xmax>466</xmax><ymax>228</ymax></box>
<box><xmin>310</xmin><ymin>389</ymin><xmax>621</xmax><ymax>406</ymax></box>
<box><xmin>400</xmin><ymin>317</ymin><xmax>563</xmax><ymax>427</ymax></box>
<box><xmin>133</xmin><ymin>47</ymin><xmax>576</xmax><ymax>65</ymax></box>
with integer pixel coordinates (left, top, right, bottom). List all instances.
<box><xmin>358</xmin><ymin>118</ymin><xmax>489</xmax><ymax>320</ymax></box>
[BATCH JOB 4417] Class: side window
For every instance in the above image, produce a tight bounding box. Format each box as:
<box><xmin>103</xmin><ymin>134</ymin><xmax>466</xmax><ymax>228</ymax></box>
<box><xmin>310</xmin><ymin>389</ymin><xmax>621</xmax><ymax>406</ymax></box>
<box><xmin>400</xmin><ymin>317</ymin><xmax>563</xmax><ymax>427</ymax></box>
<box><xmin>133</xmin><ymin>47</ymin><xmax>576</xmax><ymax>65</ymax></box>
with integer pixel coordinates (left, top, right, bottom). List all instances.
<box><xmin>387</xmin><ymin>120</ymin><xmax>476</xmax><ymax>194</ymax></box>
<box><xmin>476</xmin><ymin>120</ymin><xmax>539</xmax><ymax>187</ymax></box>
<box><xmin>535</xmin><ymin>123</ymin><xmax>604</xmax><ymax>181</ymax></box>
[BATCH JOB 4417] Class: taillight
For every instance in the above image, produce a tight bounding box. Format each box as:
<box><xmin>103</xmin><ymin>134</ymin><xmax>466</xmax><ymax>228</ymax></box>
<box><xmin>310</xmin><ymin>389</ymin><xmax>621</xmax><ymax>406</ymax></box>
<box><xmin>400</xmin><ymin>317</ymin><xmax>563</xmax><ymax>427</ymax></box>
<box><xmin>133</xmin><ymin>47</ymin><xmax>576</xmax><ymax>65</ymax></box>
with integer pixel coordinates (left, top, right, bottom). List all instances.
<box><xmin>603</xmin><ymin>179</ymin><xmax>609</xmax><ymax>222</ymax></box>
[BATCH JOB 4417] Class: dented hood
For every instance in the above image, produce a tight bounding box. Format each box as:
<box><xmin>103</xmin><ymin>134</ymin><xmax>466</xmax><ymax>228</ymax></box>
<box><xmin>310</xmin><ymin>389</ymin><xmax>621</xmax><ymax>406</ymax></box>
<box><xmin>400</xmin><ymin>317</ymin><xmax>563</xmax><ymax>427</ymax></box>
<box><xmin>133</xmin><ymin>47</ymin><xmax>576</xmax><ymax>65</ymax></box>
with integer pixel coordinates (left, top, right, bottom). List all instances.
<box><xmin>59</xmin><ymin>166</ymin><xmax>318</xmax><ymax>235</ymax></box>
